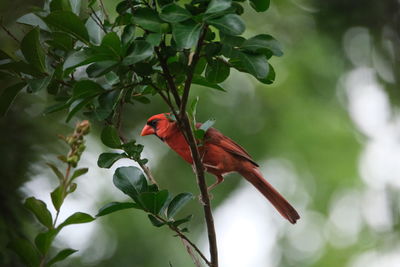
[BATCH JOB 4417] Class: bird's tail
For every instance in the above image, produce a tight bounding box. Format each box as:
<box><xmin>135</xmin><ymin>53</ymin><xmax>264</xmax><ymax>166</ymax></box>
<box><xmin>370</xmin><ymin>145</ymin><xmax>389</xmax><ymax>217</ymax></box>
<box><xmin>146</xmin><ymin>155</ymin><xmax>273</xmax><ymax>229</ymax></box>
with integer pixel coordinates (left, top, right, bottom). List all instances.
<box><xmin>240</xmin><ymin>168</ymin><xmax>300</xmax><ymax>224</ymax></box>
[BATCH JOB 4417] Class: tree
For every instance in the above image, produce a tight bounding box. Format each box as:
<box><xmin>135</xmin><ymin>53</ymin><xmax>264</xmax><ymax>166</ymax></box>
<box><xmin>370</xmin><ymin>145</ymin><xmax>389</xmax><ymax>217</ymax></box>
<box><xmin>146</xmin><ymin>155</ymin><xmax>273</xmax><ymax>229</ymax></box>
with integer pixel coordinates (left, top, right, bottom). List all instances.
<box><xmin>0</xmin><ymin>0</ymin><xmax>282</xmax><ymax>266</ymax></box>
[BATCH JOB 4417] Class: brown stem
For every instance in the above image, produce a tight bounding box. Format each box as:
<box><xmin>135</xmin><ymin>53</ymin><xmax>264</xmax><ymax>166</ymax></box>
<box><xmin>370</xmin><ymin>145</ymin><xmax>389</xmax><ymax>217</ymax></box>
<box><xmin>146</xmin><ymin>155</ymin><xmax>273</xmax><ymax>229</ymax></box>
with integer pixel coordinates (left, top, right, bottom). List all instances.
<box><xmin>155</xmin><ymin>45</ymin><xmax>182</xmax><ymax>106</ymax></box>
<box><xmin>155</xmin><ymin>215</ymin><xmax>211</xmax><ymax>266</ymax></box>
<box><xmin>89</xmin><ymin>8</ymin><xmax>107</xmax><ymax>34</ymax></box>
<box><xmin>179</xmin><ymin>26</ymin><xmax>208</xmax><ymax>119</ymax></box>
<box><xmin>0</xmin><ymin>18</ymin><xmax>19</xmax><ymax>43</ymax></box>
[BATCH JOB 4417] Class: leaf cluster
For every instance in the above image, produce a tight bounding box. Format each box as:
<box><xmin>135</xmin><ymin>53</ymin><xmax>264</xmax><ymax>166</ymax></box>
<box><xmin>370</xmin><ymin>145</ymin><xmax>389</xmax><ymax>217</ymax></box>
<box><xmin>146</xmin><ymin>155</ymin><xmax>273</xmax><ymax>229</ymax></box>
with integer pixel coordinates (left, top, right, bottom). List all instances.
<box><xmin>8</xmin><ymin>121</ymin><xmax>94</xmax><ymax>267</ymax></box>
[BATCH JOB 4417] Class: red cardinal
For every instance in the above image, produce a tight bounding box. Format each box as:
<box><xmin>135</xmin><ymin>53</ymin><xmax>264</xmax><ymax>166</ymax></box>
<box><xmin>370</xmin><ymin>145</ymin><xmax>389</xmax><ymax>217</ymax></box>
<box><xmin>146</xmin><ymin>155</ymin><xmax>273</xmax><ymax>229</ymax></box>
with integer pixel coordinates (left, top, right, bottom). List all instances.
<box><xmin>141</xmin><ymin>113</ymin><xmax>300</xmax><ymax>224</ymax></box>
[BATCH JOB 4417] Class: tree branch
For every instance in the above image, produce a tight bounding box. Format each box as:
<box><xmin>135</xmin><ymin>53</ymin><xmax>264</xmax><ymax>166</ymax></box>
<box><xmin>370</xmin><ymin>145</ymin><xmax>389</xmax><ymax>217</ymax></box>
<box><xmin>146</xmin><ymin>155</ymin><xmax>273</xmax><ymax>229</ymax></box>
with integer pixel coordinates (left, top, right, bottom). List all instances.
<box><xmin>155</xmin><ymin>214</ymin><xmax>211</xmax><ymax>267</ymax></box>
<box><xmin>179</xmin><ymin>26</ymin><xmax>208</xmax><ymax>118</ymax></box>
<box><xmin>155</xmin><ymin>45</ymin><xmax>182</xmax><ymax>106</ymax></box>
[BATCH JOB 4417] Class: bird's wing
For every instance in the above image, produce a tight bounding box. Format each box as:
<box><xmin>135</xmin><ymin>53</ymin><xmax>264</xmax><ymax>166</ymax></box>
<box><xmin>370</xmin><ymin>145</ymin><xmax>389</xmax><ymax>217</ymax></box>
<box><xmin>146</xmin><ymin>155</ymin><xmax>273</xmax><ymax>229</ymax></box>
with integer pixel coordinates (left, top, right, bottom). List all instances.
<box><xmin>204</xmin><ymin>127</ymin><xmax>259</xmax><ymax>167</ymax></box>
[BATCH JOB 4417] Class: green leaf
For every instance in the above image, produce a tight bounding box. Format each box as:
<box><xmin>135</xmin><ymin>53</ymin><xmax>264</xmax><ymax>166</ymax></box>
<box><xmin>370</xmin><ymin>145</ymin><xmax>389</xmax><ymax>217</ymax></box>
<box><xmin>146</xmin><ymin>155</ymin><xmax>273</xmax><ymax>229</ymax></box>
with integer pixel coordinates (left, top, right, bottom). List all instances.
<box><xmin>47</xmin><ymin>248</ymin><xmax>77</xmax><ymax>266</ymax></box>
<box><xmin>241</xmin><ymin>34</ymin><xmax>283</xmax><ymax>57</ymax></box>
<box><xmin>172</xmin><ymin>214</ymin><xmax>193</xmax><ymax>227</ymax></box>
<box><xmin>122</xmin><ymin>141</ymin><xmax>144</xmax><ymax>159</ymax></box>
<box><xmin>51</xmin><ymin>186</ymin><xmax>64</xmax><ymax>212</ymax></box>
<box><xmin>44</xmin><ymin>11</ymin><xmax>90</xmax><ymax>44</ymax></box>
<box><xmin>58</xmin><ymin>212</ymin><xmax>95</xmax><ymax>229</ymax></box>
<box><xmin>101</xmin><ymin>125</ymin><xmax>121</xmax><ymax>149</ymax></box>
<box><xmin>66</xmin><ymin>97</ymin><xmax>95</xmax><ymax>122</ymax></box>
<box><xmin>206</xmin><ymin>0</ymin><xmax>232</xmax><ymax>14</ymax></box>
<box><xmin>167</xmin><ymin>193</ymin><xmax>193</xmax><ymax>219</ymax></box>
<box><xmin>21</xmin><ymin>27</ymin><xmax>46</xmax><ymax>73</ymax></box>
<box><xmin>195</xmin><ymin>119</ymin><xmax>215</xmax><ymax>139</ymax></box>
<box><xmin>249</xmin><ymin>0</ymin><xmax>270</xmax><ymax>12</ymax></box>
<box><xmin>35</xmin><ymin>229</ymin><xmax>58</xmax><ymax>254</ymax></box>
<box><xmin>87</xmin><ymin>61</ymin><xmax>119</xmax><ymax>78</ymax></box>
<box><xmin>160</xmin><ymin>3</ymin><xmax>192</xmax><ymax>23</ymax></box>
<box><xmin>205</xmin><ymin>58</ymin><xmax>230</xmax><ymax>83</ymax></box>
<box><xmin>50</xmin><ymin>0</ymin><xmax>72</xmax><ymax>12</ymax></box>
<box><xmin>8</xmin><ymin>238</ymin><xmax>40</xmax><ymax>267</ymax></box>
<box><xmin>140</xmin><ymin>190</ymin><xmax>169</xmax><ymax>214</ymax></box>
<box><xmin>133</xmin><ymin>8</ymin><xmax>163</xmax><ymax>32</ymax></box>
<box><xmin>101</xmin><ymin>32</ymin><xmax>122</xmax><ymax>58</ymax></box>
<box><xmin>27</xmin><ymin>76</ymin><xmax>52</xmax><ymax>93</ymax></box>
<box><xmin>236</xmin><ymin>51</ymin><xmax>269</xmax><ymax>79</ymax></box>
<box><xmin>148</xmin><ymin>214</ymin><xmax>165</xmax><ymax>227</ymax></box>
<box><xmin>192</xmin><ymin>75</ymin><xmax>226</xmax><ymax>91</ymax></box>
<box><xmin>257</xmin><ymin>63</ymin><xmax>275</xmax><ymax>84</ymax></box>
<box><xmin>46</xmin><ymin>163</ymin><xmax>64</xmax><ymax>181</ymax></box>
<box><xmin>189</xmin><ymin>96</ymin><xmax>199</xmax><ymax>119</ymax></box>
<box><xmin>0</xmin><ymin>82</ymin><xmax>26</xmax><ymax>117</ymax></box>
<box><xmin>17</xmin><ymin>13</ymin><xmax>50</xmax><ymax>31</ymax></box>
<box><xmin>64</xmin><ymin>49</ymin><xmax>113</xmax><ymax>70</ymax></box>
<box><xmin>47</xmin><ymin>32</ymin><xmax>74</xmax><ymax>51</ymax></box>
<box><xmin>96</xmin><ymin>202</ymin><xmax>141</xmax><ymax>217</ymax></box>
<box><xmin>113</xmin><ymin>166</ymin><xmax>147</xmax><ymax>202</ymax></box>
<box><xmin>97</xmin><ymin>153</ymin><xmax>125</xmax><ymax>168</ymax></box>
<box><xmin>24</xmin><ymin>197</ymin><xmax>53</xmax><ymax>229</ymax></box>
<box><xmin>72</xmin><ymin>80</ymin><xmax>104</xmax><ymax>100</ymax></box>
<box><xmin>71</xmin><ymin>168</ymin><xmax>88</xmax><ymax>180</ymax></box>
<box><xmin>172</xmin><ymin>21</ymin><xmax>202</xmax><ymax>49</ymax></box>
<box><xmin>207</xmin><ymin>14</ymin><xmax>245</xmax><ymax>36</ymax></box>
<box><xmin>122</xmin><ymin>25</ymin><xmax>136</xmax><ymax>46</ymax></box>
<box><xmin>122</xmin><ymin>40</ymin><xmax>153</xmax><ymax>65</ymax></box>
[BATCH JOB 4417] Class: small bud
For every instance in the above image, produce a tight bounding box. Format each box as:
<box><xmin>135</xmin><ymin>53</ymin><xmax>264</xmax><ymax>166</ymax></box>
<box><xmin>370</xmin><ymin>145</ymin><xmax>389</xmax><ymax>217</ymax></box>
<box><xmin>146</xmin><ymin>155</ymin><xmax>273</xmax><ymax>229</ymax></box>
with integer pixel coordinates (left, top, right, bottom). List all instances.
<box><xmin>76</xmin><ymin>120</ymin><xmax>90</xmax><ymax>135</ymax></box>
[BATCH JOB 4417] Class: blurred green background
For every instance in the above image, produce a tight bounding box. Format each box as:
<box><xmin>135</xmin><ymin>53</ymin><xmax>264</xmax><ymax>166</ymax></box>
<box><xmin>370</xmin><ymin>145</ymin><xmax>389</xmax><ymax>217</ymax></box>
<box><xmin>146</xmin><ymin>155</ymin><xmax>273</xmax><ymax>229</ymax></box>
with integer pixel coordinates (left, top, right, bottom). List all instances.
<box><xmin>1</xmin><ymin>0</ymin><xmax>400</xmax><ymax>266</ymax></box>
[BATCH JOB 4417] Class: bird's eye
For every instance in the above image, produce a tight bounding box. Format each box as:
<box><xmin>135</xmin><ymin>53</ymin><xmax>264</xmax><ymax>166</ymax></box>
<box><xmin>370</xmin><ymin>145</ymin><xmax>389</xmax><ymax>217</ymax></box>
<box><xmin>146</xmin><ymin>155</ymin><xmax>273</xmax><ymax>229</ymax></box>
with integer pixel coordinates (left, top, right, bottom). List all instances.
<box><xmin>147</xmin><ymin>119</ymin><xmax>158</xmax><ymax>127</ymax></box>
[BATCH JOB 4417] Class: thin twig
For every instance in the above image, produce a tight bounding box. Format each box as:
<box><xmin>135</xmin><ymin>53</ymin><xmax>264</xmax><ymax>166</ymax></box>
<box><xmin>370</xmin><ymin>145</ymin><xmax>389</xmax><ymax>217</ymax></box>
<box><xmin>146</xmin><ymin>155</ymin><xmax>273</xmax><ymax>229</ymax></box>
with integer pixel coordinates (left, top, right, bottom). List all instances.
<box><xmin>179</xmin><ymin>25</ymin><xmax>208</xmax><ymax>119</ymax></box>
<box><xmin>155</xmin><ymin>214</ymin><xmax>212</xmax><ymax>266</ymax></box>
<box><xmin>0</xmin><ymin>18</ymin><xmax>19</xmax><ymax>43</ymax></box>
<box><xmin>155</xmin><ymin>45</ymin><xmax>182</xmax><ymax>106</ymax></box>
<box><xmin>98</xmin><ymin>0</ymin><xmax>109</xmax><ymax>21</ymax></box>
<box><xmin>89</xmin><ymin>8</ymin><xmax>107</xmax><ymax>34</ymax></box>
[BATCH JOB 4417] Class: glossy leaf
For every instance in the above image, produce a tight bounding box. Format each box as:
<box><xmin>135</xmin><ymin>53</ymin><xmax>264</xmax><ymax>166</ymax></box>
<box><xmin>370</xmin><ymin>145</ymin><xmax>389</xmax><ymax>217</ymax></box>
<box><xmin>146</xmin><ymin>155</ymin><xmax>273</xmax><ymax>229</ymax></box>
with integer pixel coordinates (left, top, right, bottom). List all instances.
<box><xmin>47</xmin><ymin>248</ymin><xmax>77</xmax><ymax>266</ymax></box>
<box><xmin>241</xmin><ymin>34</ymin><xmax>283</xmax><ymax>57</ymax></box>
<box><xmin>51</xmin><ymin>186</ymin><xmax>64</xmax><ymax>211</ymax></box>
<box><xmin>192</xmin><ymin>75</ymin><xmax>226</xmax><ymax>91</ymax></box>
<box><xmin>63</xmin><ymin>49</ymin><xmax>113</xmax><ymax>70</ymax></box>
<box><xmin>72</xmin><ymin>80</ymin><xmax>104</xmax><ymax>100</ymax></box>
<box><xmin>17</xmin><ymin>13</ymin><xmax>50</xmax><ymax>31</ymax></box>
<box><xmin>167</xmin><ymin>193</ymin><xmax>194</xmax><ymax>219</ymax></box>
<box><xmin>8</xmin><ymin>238</ymin><xmax>40</xmax><ymax>267</ymax></box>
<box><xmin>58</xmin><ymin>212</ymin><xmax>95</xmax><ymax>229</ymax></box>
<box><xmin>123</xmin><ymin>40</ymin><xmax>153</xmax><ymax>65</ymax></box>
<box><xmin>44</xmin><ymin>11</ymin><xmax>90</xmax><ymax>44</ymax></box>
<box><xmin>140</xmin><ymin>190</ymin><xmax>169</xmax><ymax>214</ymax></box>
<box><xmin>205</xmin><ymin>0</ymin><xmax>232</xmax><ymax>14</ymax></box>
<box><xmin>96</xmin><ymin>202</ymin><xmax>141</xmax><ymax>217</ymax></box>
<box><xmin>160</xmin><ymin>3</ymin><xmax>192</xmax><ymax>23</ymax></box>
<box><xmin>205</xmin><ymin>58</ymin><xmax>230</xmax><ymax>83</ymax></box>
<box><xmin>249</xmin><ymin>0</ymin><xmax>270</xmax><ymax>12</ymax></box>
<box><xmin>35</xmin><ymin>229</ymin><xmax>58</xmax><ymax>254</ymax></box>
<box><xmin>101</xmin><ymin>32</ymin><xmax>122</xmax><ymax>58</ymax></box>
<box><xmin>66</xmin><ymin>96</ymin><xmax>95</xmax><ymax>122</ymax></box>
<box><xmin>24</xmin><ymin>197</ymin><xmax>53</xmax><ymax>229</ymax></box>
<box><xmin>113</xmin><ymin>166</ymin><xmax>147</xmax><ymax>201</ymax></box>
<box><xmin>133</xmin><ymin>8</ymin><xmax>163</xmax><ymax>32</ymax></box>
<box><xmin>71</xmin><ymin>168</ymin><xmax>88</xmax><ymax>180</ymax></box>
<box><xmin>207</xmin><ymin>14</ymin><xmax>245</xmax><ymax>36</ymax></box>
<box><xmin>172</xmin><ymin>214</ymin><xmax>193</xmax><ymax>227</ymax></box>
<box><xmin>27</xmin><ymin>76</ymin><xmax>51</xmax><ymax>93</ymax></box>
<box><xmin>148</xmin><ymin>214</ymin><xmax>165</xmax><ymax>227</ymax></box>
<box><xmin>0</xmin><ymin>82</ymin><xmax>26</xmax><ymax>117</ymax></box>
<box><xmin>50</xmin><ymin>0</ymin><xmax>72</xmax><ymax>12</ymax></box>
<box><xmin>97</xmin><ymin>153</ymin><xmax>125</xmax><ymax>168</ymax></box>
<box><xmin>46</xmin><ymin>163</ymin><xmax>64</xmax><ymax>181</ymax></box>
<box><xmin>239</xmin><ymin>52</ymin><xmax>269</xmax><ymax>79</ymax></box>
<box><xmin>101</xmin><ymin>125</ymin><xmax>121</xmax><ymax>149</ymax></box>
<box><xmin>87</xmin><ymin>61</ymin><xmax>119</xmax><ymax>78</ymax></box>
<box><xmin>172</xmin><ymin>21</ymin><xmax>202</xmax><ymax>49</ymax></box>
<box><xmin>20</xmin><ymin>27</ymin><xmax>46</xmax><ymax>73</ymax></box>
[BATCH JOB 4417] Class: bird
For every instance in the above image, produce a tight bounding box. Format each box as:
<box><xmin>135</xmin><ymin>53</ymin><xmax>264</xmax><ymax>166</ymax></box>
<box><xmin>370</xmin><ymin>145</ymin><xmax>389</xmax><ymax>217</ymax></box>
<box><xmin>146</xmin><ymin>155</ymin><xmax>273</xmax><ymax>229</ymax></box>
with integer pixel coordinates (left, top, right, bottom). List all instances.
<box><xmin>141</xmin><ymin>113</ymin><xmax>300</xmax><ymax>224</ymax></box>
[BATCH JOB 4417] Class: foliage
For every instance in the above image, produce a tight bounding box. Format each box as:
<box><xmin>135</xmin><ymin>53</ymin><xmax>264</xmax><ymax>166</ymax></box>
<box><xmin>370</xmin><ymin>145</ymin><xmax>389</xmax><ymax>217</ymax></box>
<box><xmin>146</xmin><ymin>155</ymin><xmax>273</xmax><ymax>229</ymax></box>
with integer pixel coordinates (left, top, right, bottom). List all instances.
<box><xmin>8</xmin><ymin>121</ymin><xmax>94</xmax><ymax>267</ymax></box>
<box><xmin>0</xmin><ymin>0</ymin><xmax>282</xmax><ymax>266</ymax></box>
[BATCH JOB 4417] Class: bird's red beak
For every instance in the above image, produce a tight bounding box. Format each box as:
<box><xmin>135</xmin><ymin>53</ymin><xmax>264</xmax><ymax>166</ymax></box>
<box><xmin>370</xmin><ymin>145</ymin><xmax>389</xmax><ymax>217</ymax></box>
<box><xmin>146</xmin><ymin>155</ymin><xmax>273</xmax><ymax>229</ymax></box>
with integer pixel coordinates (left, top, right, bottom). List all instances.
<box><xmin>141</xmin><ymin>125</ymin><xmax>155</xmax><ymax>136</ymax></box>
